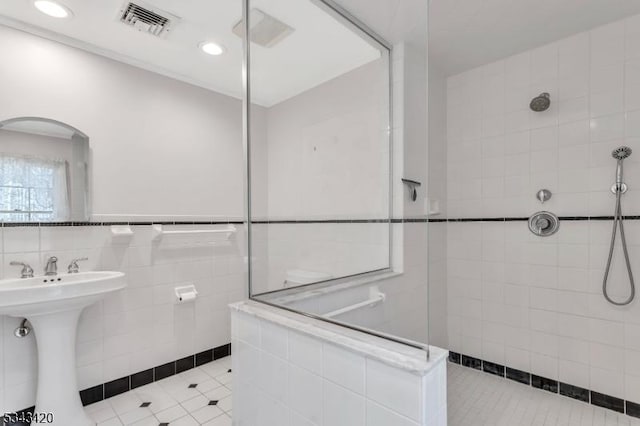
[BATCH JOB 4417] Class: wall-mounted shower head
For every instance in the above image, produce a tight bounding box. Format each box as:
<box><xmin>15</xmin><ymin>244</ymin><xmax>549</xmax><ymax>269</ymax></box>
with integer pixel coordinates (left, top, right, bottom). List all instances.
<box><xmin>612</xmin><ymin>146</ymin><xmax>632</xmax><ymax>160</ymax></box>
<box><xmin>530</xmin><ymin>92</ymin><xmax>550</xmax><ymax>112</ymax></box>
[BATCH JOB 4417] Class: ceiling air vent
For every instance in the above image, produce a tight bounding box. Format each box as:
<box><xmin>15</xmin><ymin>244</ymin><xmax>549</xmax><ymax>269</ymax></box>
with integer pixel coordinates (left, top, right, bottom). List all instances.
<box><xmin>119</xmin><ymin>2</ymin><xmax>178</xmax><ymax>37</ymax></box>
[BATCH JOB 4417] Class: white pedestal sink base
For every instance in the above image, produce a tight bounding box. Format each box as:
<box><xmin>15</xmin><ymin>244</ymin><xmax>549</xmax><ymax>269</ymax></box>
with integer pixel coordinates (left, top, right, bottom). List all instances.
<box><xmin>28</xmin><ymin>309</ymin><xmax>93</xmax><ymax>426</ymax></box>
<box><xmin>0</xmin><ymin>271</ymin><xmax>125</xmax><ymax>426</ymax></box>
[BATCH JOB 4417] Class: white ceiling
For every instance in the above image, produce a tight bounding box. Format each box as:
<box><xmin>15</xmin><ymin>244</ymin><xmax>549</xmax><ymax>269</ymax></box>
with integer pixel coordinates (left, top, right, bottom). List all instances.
<box><xmin>429</xmin><ymin>0</ymin><xmax>640</xmax><ymax>76</ymax></box>
<box><xmin>7</xmin><ymin>0</ymin><xmax>635</xmax><ymax>100</ymax></box>
<box><xmin>0</xmin><ymin>0</ymin><xmax>381</xmax><ymax>106</ymax></box>
<box><xmin>327</xmin><ymin>0</ymin><xmax>427</xmax><ymax>47</ymax></box>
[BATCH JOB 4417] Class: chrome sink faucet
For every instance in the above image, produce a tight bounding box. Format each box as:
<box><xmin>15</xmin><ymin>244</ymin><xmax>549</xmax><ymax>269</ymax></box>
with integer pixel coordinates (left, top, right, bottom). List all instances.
<box><xmin>44</xmin><ymin>256</ymin><xmax>58</xmax><ymax>276</ymax></box>
<box><xmin>10</xmin><ymin>261</ymin><xmax>34</xmax><ymax>278</ymax></box>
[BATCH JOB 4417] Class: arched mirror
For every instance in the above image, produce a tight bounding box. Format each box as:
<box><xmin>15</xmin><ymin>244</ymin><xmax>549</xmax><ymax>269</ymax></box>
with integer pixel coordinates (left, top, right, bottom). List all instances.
<box><xmin>0</xmin><ymin>117</ymin><xmax>89</xmax><ymax>222</ymax></box>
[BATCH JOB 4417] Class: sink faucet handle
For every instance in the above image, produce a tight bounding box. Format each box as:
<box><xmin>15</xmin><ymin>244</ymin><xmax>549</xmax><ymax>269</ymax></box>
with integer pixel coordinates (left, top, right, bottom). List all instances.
<box><xmin>68</xmin><ymin>257</ymin><xmax>88</xmax><ymax>274</ymax></box>
<box><xmin>10</xmin><ymin>261</ymin><xmax>34</xmax><ymax>279</ymax></box>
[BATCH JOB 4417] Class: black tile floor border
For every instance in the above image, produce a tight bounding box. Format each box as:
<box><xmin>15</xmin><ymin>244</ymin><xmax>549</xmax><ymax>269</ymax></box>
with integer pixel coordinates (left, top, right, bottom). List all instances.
<box><xmin>154</xmin><ymin>361</ymin><xmax>176</xmax><ymax>381</ymax></box>
<box><xmin>196</xmin><ymin>349</ymin><xmax>214</xmax><ymax>366</ymax></box>
<box><xmin>627</xmin><ymin>401</ymin><xmax>640</xmax><ymax>418</ymax></box>
<box><xmin>76</xmin><ymin>343</ymin><xmax>231</xmax><ymax>406</ymax></box>
<box><xmin>532</xmin><ymin>374</ymin><xmax>559</xmax><ymax>393</ymax></box>
<box><xmin>560</xmin><ymin>382</ymin><xmax>590</xmax><ymax>403</ymax></box>
<box><xmin>79</xmin><ymin>384</ymin><xmax>104</xmax><ymax>406</ymax></box>
<box><xmin>448</xmin><ymin>351</ymin><xmax>461</xmax><ymax>364</ymax></box>
<box><xmin>505</xmin><ymin>367</ymin><xmax>530</xmax><ymax>385</ymax></box>
<box><xmin>214</xmin><ymin>343</ymin><xmax>232</xmax><ymax>359</ymax></box>
<box><xmin>482</xmin><ymin>361</ymin><xmax>505</xmax><ymax>377</ymax></box>
<box><xmin>130</xmin><ymin>369</ymin><xmax>154</xmax><ymax>390</ymax></box>
<box><xmin>461</xmin><ymin>354</ymin><xmax>482</xmax><ymax>370</ymax></box>
<box><xmin>104</xmin><ymin>377</ymin><xmax>130</xmax><ymax>399</ymax></box>
<box><xmin>176</xmin><ymin>355</ymin><xmax>196</xmax><ymax>374</ymax></box>
<box><xmin>592</xmin><ymin>391</ymin><xmax>625</xmax><ymax>413</ymax></box>
<box><xmin>450</xmin><ymin>350</ymin><xmax>640</xmax><ymax>418</ymax></box>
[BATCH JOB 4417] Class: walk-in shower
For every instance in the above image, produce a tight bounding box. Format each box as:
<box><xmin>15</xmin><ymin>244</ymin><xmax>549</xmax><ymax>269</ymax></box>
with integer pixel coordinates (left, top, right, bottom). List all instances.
<box><xmin>603</xmin><ymin>146</ymin><xmax>636</xmax><ymax>306</ymax></box>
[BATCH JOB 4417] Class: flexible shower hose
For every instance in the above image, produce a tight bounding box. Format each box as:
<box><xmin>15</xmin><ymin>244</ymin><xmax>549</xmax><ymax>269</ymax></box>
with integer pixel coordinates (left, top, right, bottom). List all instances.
<box><xmin>603</xmin><ymin>190</ymin><xmax>636</xmax><ymax>305</ymax></box>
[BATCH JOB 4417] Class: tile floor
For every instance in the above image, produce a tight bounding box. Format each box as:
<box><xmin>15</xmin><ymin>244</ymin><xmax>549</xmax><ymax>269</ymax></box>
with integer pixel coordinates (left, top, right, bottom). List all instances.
<box><xmin>89</xmin><ymin>356</ymin><xmax>640</xmax><ymax>425</ymax></box>
<box><xmin>448</xmin><ymin>363</ymin><xmax>640</xmax><ymax>426</ymax></box>
<box><xmin>86</xmin><ymin>357</ymin><xmax>232</xmax><ymax>426</ymax></box>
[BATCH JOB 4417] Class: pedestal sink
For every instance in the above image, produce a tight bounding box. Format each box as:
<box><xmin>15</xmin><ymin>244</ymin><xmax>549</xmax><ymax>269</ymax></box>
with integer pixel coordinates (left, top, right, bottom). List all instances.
<box><xmin>0</xmin><ymin>271</ymin><xmax>126</xmax><ymax>426</ymax></box>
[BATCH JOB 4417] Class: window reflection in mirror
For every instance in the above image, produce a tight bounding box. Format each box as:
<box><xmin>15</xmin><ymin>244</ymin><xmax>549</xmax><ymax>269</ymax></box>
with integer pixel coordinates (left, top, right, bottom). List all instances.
<box><xmin>0</xmin><ymin>117</ymin><xmax>89</xmax><ymax>222</ymax></box>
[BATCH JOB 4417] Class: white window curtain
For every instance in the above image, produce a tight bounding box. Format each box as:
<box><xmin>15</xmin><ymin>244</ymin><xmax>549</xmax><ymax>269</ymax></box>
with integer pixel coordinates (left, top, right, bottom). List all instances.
<box><xmin>0</xmin><ymin>154</ymin><xmax>70</xmax><ymax>221</ymax></box>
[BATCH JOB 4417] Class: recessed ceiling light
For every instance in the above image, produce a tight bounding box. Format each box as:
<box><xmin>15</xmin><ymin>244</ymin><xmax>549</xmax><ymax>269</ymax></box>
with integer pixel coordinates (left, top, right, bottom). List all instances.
<box><xmin>34</xmin><ymin>0</ymin><xmax>72</xmax><ymax>18</ymax></box>
<box><xmin>199</xmin><ymin>42</ymin><xmax>225</xmax><ymax>56</ymax></box>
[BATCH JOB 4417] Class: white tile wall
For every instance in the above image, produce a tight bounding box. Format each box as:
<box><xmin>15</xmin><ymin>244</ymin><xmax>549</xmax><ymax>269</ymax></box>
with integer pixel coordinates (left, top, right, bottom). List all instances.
<box><xmin>446</xmin><ymin>15</ymin><xmax>640</xmax><ymax>219</ymax></box>
<box><xmin>444</xmin><ymin>13</ymin><xmax>640</xmax><ymax>403</ymax></box>
<box><xmin>253</xmin><ymin>222</ymin><xmax>390</xmax><ymax>295</ymax></box>
<box><xmin>263</xmin><ymin>60</ymin><xmax>390</xmax><ymax>221</ymax></box>
<box><xmin>231</xmin><ymin>308</ymin><xmax>447</xmax><ymax>426</ymax></box>
<box><xmin>447</xmin><ymin>219</ymin><xmax>640</xmax><ymax>402</ymax></box>
<box><xmin>0</xmin><ymin>224</ymin><xmax>246</xmax><ymax>412</ymax></box>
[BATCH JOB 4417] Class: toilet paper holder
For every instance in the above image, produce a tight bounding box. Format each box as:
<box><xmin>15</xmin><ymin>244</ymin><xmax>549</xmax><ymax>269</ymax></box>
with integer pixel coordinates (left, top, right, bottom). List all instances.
<box><xmin>175</xmin><ymin>284</ymin><xmax>198</xmax><ymax>303</ymax></box>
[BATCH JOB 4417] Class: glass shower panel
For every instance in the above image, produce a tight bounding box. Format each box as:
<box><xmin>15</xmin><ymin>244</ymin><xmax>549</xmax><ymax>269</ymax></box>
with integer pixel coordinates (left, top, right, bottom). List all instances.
<box><xmin>245</xmin><ymin>0</ymin><xmax>431</xmax><ymax>354</ymax></box>
<box><xmin>247</xmin><ymin>0</ymin><xmax>392</xmax><ymax>296</ymax></box>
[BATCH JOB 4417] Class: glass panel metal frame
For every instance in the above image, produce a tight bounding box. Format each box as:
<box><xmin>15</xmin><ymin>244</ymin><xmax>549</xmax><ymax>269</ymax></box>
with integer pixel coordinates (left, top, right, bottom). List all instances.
<box><xmin>241</xmin><ymin>0</ymin><xmax>429</xmax><ymax>359</ymax></box>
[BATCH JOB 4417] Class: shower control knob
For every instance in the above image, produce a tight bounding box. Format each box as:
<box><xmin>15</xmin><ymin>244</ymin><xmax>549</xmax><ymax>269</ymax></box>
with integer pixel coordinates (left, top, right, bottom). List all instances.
<box><xmin>536</xmin><ymin>189</ymin><xmax>552</xmax><ymax>204</ymax></box>
<box><xmin>528</xmin><ymin>211</ymin><xmax>559</xmax><ymax>237</ymax></box>
<box><xmin>535</xmin><ymin>218</ymin><xmax>550</xmax><ymax>231</ymax></box>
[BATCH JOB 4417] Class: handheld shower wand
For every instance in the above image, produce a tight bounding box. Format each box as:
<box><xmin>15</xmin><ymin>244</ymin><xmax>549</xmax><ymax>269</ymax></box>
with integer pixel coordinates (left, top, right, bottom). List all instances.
<box><xmin>603</xmin><ymin>146</ymin><xmax>635</xmax><ymax>305</ymax></box>
<box><xmin>612</xmin><ymin>147</ymin><xmax>630</xmax><ymax>193</ymax></box>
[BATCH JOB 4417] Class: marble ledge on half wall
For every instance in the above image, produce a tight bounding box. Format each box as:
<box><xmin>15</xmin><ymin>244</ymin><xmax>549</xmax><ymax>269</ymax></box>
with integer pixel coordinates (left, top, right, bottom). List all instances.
<box><xmin>230</xmin><ymin>300</ymin><xmax>447</xmax><ymax>375</ymax></box>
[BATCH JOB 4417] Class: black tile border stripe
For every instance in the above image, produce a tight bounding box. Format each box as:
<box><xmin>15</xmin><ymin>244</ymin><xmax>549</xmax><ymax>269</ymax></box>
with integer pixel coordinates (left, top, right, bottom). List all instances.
<box><xmin>74</xmin><ymin>343</ymin><xmax>231</xmax><ymax>406</ymax></box>
<box><xmin>430</xmin><ymin>215</ymin><xmax>639</xmax><ymax>223</ymax></box>
<box><xmin>532</xmin><ymin>374</ymin><xmax>558</xmax><ymax>393</ymax></box>
<box><xmin>1</xmin><ymin>221</ymin><xmax>245</xmax><ymax>227</ymax></box>
<box><xmin>627</xmin><ymin>401</ymin><xmax>640</xmax><ymax>418</ymax></box>
<box><xmin>560</xmin><ymin>382</ymin><xmax>590</xmax><ymax>403</ymax></box>
<box><xmin>448</xmin><ymin>350</ymin><xmax>640</xmax><ymax>419</ymax></box>
<box><xmin>482</xmin><ymin>360</ymin><xmax>505</xmax><ymax>377</ymax></box>
<box><xmin>592</xmin><ymin>391</ymin><xmax>625</xmax><ymax>413</ymax></box>
<box><xmin>461</xmin><ymin>354</ymin><xmax>482</xmax><ymax>370</ymax></box>
<box><xmin>5</xmin><ymin>215</ymin><xmax>640</xmax><ymax>227</ymax></box>
<box><xmin>104</xmin><ymin>377</ymin><xmax>130</xmax><ymax>399</ymax></box>
<box><xmin>506</xmin><ymin>367</ymin><xmax>530</xmax><ymax>385</ymax></box>
<box><xmin>0</xmin><ymin>219</ymin><xmax>416</xmax><ymax>227</ymax></box>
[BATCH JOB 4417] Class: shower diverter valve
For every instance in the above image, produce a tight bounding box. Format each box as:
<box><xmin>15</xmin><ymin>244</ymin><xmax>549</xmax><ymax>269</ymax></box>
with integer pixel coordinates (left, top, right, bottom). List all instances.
<box><xmin>528</xmin><ymin>211</ymin><xmax>559</xmax><ymax>237</ymax></box>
